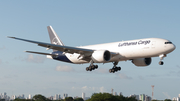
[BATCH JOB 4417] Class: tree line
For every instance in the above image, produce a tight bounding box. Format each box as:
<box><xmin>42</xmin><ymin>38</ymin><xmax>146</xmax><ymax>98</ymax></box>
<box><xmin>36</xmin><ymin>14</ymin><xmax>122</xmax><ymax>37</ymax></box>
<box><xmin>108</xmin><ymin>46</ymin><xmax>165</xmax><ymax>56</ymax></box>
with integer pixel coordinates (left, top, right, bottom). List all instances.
<box><xmin>12</xmin><ymin>93</ymin><xmax>173</xmax><ymax>101</ymax></box>
<box><xmin>13</xmin><ymin>94</ymin><xmax>83</xmax><ymax>101</ymax></box>
<box><xmin>12</xmin><ymin>93</ymin><xmax>137</xmax><ymax>101</ymax></box>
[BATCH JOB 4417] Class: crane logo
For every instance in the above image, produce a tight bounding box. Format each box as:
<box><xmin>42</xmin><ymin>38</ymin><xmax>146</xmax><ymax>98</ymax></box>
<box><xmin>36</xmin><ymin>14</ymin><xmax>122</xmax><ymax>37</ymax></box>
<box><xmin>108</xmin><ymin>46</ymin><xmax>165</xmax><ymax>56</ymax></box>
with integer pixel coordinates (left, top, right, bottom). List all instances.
<box><xmin>52</xmin><ymin>37</ymin><xmax>59</xmax><ymax>45</ymax></box>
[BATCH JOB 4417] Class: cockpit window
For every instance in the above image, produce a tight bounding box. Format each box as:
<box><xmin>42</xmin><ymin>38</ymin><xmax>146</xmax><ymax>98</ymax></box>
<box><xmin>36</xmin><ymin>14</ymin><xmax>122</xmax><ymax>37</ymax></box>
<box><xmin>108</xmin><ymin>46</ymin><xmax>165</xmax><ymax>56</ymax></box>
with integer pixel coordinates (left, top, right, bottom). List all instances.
<box><xmin>165</xmin><ymin>42</ymin><xmax>172</xmax><ymax>44</ymax></box>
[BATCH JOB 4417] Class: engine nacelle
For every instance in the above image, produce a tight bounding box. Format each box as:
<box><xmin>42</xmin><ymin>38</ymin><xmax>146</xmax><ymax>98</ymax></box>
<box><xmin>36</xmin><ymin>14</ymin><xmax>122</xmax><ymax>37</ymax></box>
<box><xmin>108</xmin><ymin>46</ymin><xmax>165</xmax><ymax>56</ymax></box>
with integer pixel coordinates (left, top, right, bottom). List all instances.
<box><xmin>92</xmin><ymin>50</ymin><xmax>111</xmax><ymax>63</ymax></box>
<box><xmin>132</xmin><ymin>58</ymin><xmax>152</xmax><ymax>66</ymax></box>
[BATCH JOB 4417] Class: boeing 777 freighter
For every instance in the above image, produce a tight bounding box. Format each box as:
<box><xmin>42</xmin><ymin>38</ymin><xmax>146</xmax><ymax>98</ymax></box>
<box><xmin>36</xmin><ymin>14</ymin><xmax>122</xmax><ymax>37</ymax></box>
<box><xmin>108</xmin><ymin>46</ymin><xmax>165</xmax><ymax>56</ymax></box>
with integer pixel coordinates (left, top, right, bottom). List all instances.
<box><xmin>8</xmin><ymin>26</ymin><xmax>176</xmax><ymax>73</ymax></box>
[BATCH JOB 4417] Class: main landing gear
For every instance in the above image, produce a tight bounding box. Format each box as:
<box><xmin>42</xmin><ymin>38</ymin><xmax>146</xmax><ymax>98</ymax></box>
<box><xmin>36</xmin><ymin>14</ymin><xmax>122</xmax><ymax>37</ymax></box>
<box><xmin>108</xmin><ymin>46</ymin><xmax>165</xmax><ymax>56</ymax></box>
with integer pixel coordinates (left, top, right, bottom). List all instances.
<box><xmin>109</xmin><ymin>62</ymin><xmax>121</xmax><ymax>73</ymax></box>
<box><xmin>159</xmin><ymin>54</ymin><xmax>166</xmax><ymax>65</ymax></box>
<box><xmin>86</xmin><ymin>60</ymin><xmax>98</xmax><ymax>71</ymax></box>
<box><xmin>86</xmin><ymin>65</ymin><xmax>98</xmax><ymax>71</ymax></box>
<box><xmin>86</xmin><ymin>61</ymin><xmax>121</xmax><ymax>73</ymax></box>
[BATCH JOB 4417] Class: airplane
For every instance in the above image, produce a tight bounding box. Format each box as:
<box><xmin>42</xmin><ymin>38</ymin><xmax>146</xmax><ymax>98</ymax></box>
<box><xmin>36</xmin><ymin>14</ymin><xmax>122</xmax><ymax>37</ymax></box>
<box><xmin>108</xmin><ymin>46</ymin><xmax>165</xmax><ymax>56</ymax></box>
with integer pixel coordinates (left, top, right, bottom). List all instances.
<box><xmin>8</xmin><ymin>26</ymin><xmax>176</xmax><ymax>73</ymax></box>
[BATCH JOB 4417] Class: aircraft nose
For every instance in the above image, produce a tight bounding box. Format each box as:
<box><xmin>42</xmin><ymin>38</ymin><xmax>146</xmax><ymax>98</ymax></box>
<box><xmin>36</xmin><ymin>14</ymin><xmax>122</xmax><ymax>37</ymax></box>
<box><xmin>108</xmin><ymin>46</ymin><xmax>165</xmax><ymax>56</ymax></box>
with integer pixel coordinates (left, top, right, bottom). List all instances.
<box><xmin>172</xmin><ymin>44</ymin><xmax>176</xmax><ymax>51</ymax></box>
<box><xmin>165</xmin><ymin>41</ymin><xmax>176</xmax><ymax>53</ymax></box>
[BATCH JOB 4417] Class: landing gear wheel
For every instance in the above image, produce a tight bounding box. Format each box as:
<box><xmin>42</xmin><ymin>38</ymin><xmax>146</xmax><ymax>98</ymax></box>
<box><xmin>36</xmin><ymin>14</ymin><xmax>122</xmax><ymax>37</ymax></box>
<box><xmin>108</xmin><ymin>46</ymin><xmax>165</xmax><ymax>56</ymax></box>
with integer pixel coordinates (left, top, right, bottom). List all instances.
<box><xmin>95</xmin><ymin>65</ymin><xmax>98</xmax><ymax>69</ymax></box>
<box><xmin>86</xmin><ymin>64</ymin><xmax>98</xmax><ymax>72</ymax></box>
<box><xmin>109</xmin><ymin>62</ymin><xmax>121</xmax><ymax>73</ymax></box>
<box><xmin>86</xmin><ymin>67</ymin><xmax>89</xmax><ymax>71</ymax></box>
<box><xmin>159</xmin><ymin>61</ymin><xmax>164</xmax><ymax>65</ymax></box>
<box><xmin>89</xmin><ymin>66</ymin><xmax>92</xmax><ymax>71</ymax></box>
<box><xmin>91</xmin><ymin>65</ymin><xmax>95</xmax><ymax>70</ymax></box>
<box><xmin>109</xmin><ymin>69</ymin><xmax>112</xmax><ymax>73</ymax></box>
<box><xmin>112</xmin><ymin>69</ymin><xmax>115</xmax><ymax>73</ymax></box>
<box><xmin>117</xmin><ymin>67</ymin><xmax>121</xmax><ymax>70</ymax></box>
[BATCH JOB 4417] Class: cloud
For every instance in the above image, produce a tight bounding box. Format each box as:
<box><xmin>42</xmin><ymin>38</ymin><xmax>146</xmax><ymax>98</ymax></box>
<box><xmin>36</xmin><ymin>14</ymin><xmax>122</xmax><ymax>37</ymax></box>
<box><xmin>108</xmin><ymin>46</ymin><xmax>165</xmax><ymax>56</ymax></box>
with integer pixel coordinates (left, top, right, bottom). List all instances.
<box><xmin>162</xmin><ymin>92</ymin><xmax>171</xmax><ymax>99</ymax></box>
<box><xmin>0</xmin><ymin>46</ymin><xmax>6</xmax><ymax>50</ymax></box>
<box><xmin>100</xmin><ymin>86</ymin><xmax>105</xmax><ymax>93</ymax></box>
<box><xmin>177</xmin><ymin>71</ymin><xmax>180</xmax><ymax>77</ymax></box>
<box><xmin>148</xmin><ymin>74</ymin><xmax>159</xmax><ymax>77</ymax></box>
<box><xmin>56</xmin><ymin>65</ymin><xmax>74</xmax><ymax>72</ymax></box>
<box><xmin>177</xmin><ymin>65</ymin><xmax>180</xmax><ymax>69</ymax></box>
<box><xmin>23</xmin><ymin>54</ymin><xmax>46</xmax><ymax>63</ymax></box>
<box><xmin>82</xmin><ymin>86</ymin><xmax>89</xmax><ymax>91</ymax></box>
<box><xmin>138</xmin><ymin>76</ymin><xmax>144</xmax><ymax>80</ymax></box>
<box><xmin>97</xmin><ymin>68</ymin><xmax>109</xmax><ymax>74</ymax></box>
<box><xmin>3</xmin><ymin>74</ymin><xmax>18</xmax><ymax>79</ymax></box>
<box><xmin>72</xmin><ymin>86</ymin><xmax>106</xmax><ymax>93</ymax></box>
<box><xmin>81</xmin><ymin>86</ymin><xmax>106</xmax><ymax>93</ymax></box>
<box><xmin>116</xmin><ymin>73</ymin><xmax>132</xmax><ymax>79</ymax></box>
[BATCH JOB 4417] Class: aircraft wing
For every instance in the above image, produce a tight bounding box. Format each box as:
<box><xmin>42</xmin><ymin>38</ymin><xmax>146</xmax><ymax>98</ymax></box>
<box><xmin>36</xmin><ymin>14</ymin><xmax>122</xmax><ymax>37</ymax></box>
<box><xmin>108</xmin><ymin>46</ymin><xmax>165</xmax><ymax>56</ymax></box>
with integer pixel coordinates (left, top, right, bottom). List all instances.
<box><xmin>8</xmin><ymin>36</ymin><xmax>94</xmax><ymax>56</ymax></box>
<box><xmin>8</xmin><ymin>36</ymin><xmax>119</xmax><ymax>59</ymax></box>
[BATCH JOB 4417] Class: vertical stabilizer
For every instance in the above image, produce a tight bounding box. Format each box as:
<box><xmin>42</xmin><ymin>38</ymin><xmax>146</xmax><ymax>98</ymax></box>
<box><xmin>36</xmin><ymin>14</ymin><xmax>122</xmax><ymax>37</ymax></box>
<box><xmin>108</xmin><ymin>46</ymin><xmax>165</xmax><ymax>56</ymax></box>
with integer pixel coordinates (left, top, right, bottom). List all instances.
<box><xmin>47</xmin><ymin>26</ymin><xmax>64</xmax><ymax>46</ymax></box>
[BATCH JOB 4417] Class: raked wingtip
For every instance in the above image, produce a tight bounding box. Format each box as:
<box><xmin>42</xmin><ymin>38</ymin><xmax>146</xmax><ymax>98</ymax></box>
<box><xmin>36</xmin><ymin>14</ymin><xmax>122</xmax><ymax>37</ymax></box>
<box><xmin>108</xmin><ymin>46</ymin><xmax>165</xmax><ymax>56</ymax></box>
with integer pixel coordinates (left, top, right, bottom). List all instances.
<box><xmin>7</xmin><ymin>36</ymin><xmax>16</xmax><ymax>39</ymax></box>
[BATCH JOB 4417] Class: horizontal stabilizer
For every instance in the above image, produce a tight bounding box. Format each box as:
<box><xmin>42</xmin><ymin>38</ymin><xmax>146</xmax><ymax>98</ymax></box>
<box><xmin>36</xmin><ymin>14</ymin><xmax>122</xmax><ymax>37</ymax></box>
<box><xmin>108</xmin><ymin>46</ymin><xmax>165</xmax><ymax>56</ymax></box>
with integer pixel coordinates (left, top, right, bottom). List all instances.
<box><xmin>25</xmin><ymin>51</ymin><xmax>57</xmax><ymax>56</ymax></box>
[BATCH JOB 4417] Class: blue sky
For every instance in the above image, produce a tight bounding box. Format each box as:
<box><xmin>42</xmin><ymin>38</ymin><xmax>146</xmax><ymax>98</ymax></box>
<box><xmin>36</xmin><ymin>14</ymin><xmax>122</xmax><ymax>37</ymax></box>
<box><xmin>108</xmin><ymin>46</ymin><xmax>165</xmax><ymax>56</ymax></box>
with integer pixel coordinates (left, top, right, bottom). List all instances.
<box><xmin>0</xmin><ymin>0</ymin><xmax>180</xmax><ymax>100</ymax></box>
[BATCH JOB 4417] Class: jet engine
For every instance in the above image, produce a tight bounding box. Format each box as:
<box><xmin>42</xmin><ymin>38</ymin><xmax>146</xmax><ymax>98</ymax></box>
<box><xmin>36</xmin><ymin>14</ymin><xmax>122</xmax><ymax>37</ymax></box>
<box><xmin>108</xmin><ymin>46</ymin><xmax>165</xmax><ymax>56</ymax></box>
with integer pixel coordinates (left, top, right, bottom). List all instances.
<box><xmin>91</xmin><ymin>50</ymin><xmax>111</xmax><ymax>63</ymax></box>
<box><xmin>132</xmin><ymin>58</ymin><xmax>151</xmax><ymax>66</ymax></box>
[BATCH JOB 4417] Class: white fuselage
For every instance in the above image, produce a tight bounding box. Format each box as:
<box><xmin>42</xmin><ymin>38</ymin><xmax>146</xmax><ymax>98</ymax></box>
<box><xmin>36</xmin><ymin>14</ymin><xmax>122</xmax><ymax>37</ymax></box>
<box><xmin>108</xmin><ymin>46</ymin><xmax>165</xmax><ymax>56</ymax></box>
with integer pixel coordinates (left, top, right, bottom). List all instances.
<box><xmin>65</xmin><ymin>38</ymin><xmax>175</xmax><ymax>64</ymax></box>
<box><xmin>9</xmin><ymin>26</ymin><xmax>176</xmax><ymax>73</ymax></box>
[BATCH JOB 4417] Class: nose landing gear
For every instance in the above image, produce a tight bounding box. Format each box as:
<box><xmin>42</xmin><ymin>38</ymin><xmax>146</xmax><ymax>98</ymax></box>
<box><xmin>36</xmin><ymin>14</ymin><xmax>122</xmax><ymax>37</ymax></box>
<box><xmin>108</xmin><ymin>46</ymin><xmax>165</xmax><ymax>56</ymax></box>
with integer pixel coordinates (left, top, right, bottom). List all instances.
<box><xmin>159</xmin><ymin>61</ymin><xmax>164</xmax><ymax>65</ymax></box>
<box><xmin>159</xmin><ymin>54</ymin><xmax>166</xmax><ymax>65</ymax></box>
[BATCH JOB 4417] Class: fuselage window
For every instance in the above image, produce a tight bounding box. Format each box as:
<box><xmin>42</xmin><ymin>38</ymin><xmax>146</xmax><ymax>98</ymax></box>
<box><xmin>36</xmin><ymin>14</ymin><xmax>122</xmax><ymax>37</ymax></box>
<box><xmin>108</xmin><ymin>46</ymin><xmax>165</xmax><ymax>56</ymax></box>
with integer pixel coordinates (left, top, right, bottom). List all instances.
<box><xmin>165</xmin><ymin>42</ymin><xmax>172</xmax><ymax>44</ymax></box>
